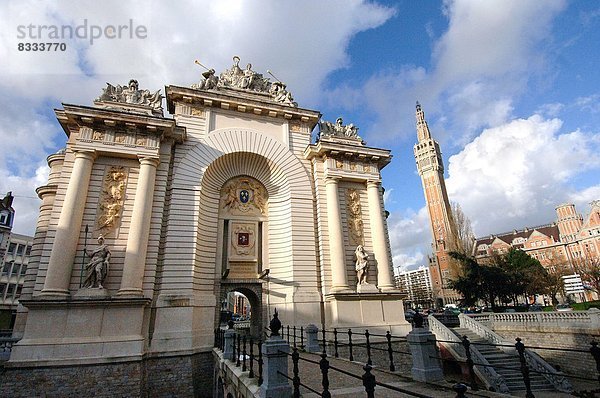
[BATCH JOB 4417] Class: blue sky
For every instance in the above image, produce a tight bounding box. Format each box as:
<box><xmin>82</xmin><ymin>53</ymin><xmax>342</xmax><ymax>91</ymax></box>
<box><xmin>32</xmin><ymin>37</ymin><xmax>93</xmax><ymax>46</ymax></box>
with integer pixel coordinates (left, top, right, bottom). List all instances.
<box><xmin>1</xmin><ymin>0</ymin><xmax>599</xmax><ymax>272</ymax></box>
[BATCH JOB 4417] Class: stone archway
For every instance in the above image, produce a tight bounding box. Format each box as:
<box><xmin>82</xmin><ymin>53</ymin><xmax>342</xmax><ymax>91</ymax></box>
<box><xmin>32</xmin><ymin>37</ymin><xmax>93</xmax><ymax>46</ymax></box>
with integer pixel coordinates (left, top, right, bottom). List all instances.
<box><xmin>219</xmin><ymin>281</ymin><xmax>264</xmax><ymax>339</ymax></box>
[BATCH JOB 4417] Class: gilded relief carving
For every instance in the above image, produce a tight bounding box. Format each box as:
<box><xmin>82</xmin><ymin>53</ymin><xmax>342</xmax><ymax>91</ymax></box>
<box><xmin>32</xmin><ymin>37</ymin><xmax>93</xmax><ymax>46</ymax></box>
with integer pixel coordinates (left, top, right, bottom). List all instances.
<box><xmin>93</xmin><ymin>131</ymin><xmax>105</xmax><ymax>141</ymax></box>
<box><xmin>349</xmin><ymin>162</ymin><xmax>357</xmax><ymax>171</ymax></box>
<box><xmin>289</xmin><ymin>121</ymin><xmax>302</xmax><ymax>132</ymax></box>
<box><xmin>191</xmin><ymin>107</ymin><xmax>205</xmax><ymax>117</ymax></box>
<box><xmin>136</xmin><ymin>136</ymin><xmax>147</xmax><ymax>146</ymax></box>
<box><xmin>336</xmin><ymin>160</ymin><xmax>343</xmax><ymax>169</ymax></box>
<box><xmin>97</xmin><ymin>166</ymin><xmax>127</xmax><ymax>233</ymax></box>
<box><xmin>115</xmin><ymin>133</ymin><xmax>127</xmax><ymax>144</ymax></box>
<box><xmin>346</xmin><ymin>188</ymin><xmax>364</xmax><ymax>246</ymax></box>
<box><xmin>221</xmin><ymin>177</ymin><xmax>268</xmax><ymax>216</ymax></box>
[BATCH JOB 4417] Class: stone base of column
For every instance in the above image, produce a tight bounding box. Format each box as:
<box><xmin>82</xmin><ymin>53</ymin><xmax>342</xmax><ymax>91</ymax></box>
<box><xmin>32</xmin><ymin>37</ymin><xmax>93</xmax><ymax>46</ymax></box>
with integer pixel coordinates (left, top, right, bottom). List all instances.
<box><xmin>115</xmin><ymin>287</ymin><xmax>144</xmax><ymax>298</ymax></box>
<box><xmin>37</xmin><ymin>288</ymin><xmax>70</xmax><ymax>299</ymax></box>
<box><xmin>325</xmin><ymin>292</ymin><xmax>411</xmax><ymax>336</ymax></box>
<box><xmin>377</xmin><ymin>284</ymin><xmax>401</xmax><ymax>293</ymax></box>
<box><xmin>328</xmin><ymin>285</ymin><xmax>353</xmax><ymax>294</ymax></box>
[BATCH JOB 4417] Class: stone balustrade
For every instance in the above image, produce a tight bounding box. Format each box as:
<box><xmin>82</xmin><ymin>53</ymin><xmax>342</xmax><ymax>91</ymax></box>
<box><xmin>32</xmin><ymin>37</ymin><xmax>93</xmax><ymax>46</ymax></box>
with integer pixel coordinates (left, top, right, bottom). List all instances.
<box><xmin>467</xmin><ymin>309</ymin><xmax>600</xmax><ymax>332</ymax></box>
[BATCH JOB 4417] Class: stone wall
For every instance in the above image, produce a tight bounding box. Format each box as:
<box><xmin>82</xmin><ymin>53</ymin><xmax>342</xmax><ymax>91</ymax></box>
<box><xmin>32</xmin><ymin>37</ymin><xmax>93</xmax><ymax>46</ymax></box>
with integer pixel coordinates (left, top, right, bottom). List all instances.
<box><xmin>494</xmin><ymin>327</ymin><xmax>598</xmax><ymax>377</ymax></box>
<box><xmin>0</xmin><ymin>352</ymin><xmax>214</xmax><ymax>398</ymax></box>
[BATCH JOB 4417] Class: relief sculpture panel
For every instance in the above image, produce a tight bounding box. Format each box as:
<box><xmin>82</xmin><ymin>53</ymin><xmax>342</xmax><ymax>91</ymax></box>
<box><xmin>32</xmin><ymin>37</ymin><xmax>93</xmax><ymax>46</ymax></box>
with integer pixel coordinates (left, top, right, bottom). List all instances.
<box><xmin>97</xmin><ymin>166</ymin><xmax>128</xmax><ymax>234</ymax></box>
<box><xmin>346</xmin><ymin>188</ymin><xmax>364</xmax><ymax>246</ymax></box>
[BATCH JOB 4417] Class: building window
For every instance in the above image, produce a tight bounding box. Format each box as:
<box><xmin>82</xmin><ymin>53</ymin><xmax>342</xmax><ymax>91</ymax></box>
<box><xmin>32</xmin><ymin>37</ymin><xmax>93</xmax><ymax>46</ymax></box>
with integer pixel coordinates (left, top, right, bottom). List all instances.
<box><xmin>7</xmin><ymin>242</ymin><xmax>16</xmax><ymax>254</ymax></box>
<box><xmin>25</xmin><ymin>245</ymin><xmax>32</xmax><ymax>256</ymax></box>
<box><xmin>1</xmin><ymin>262</ymin><xmax>11</xmax><ymax>276</ymax></box>
<box><xmin>16</xmin><ymin>244</ymin><xmax>24</xmax><ymax>255</ymax></box>
<box><xmin>0</xmin><ymin>211</ymin><xmax>8</xmax><ymax>225</ymax></box>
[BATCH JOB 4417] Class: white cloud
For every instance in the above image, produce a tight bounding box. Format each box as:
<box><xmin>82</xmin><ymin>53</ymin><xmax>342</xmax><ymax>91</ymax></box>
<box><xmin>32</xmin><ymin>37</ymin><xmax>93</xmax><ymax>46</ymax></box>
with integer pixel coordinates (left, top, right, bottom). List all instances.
<box><xmin>446</xmin><ymin>115</ymin><xmax>600</xmax><ymax>236</ymax></box>
<box><xmin>0</xmin><ymin>0</ymin><xmax>396</xmax><ymax>235</ymax></box>
<box><xmin>388</xmin><ymin>207</ymin><xmax>431</xmax><ymax>272</ymax></box>
<box><xmin>327</xmin><ymin>0</ymin><xmax>567</xmax><ymax>143</ymax></box>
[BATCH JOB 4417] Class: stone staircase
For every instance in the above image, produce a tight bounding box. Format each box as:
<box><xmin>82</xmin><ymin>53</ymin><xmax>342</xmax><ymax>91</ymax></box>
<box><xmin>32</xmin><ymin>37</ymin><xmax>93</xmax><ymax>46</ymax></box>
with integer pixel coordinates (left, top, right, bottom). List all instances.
<box><xmin>452</xmin><ymin>327</ymin><xmax>555</xmax><ymax>393</ymax></box>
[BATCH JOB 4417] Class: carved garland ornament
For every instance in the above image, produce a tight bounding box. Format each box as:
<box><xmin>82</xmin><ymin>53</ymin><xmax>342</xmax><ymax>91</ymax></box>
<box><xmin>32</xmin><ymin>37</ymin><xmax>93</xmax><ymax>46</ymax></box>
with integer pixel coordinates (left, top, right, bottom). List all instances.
<box><xmin>97</xmin><ymin>166</ymin><xmax>128</xmax><ymax>233</ymax></box>
<box><xmin>346</xmin><ymin>189</ymin><xmax>364</xmax><ymax>246</ymax></box>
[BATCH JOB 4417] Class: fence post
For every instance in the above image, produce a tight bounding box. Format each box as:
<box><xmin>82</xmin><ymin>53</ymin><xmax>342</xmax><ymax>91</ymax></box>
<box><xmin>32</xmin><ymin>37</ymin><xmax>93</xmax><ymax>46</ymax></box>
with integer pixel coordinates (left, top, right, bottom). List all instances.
<box><xmin>292</xmin><ymin>347</ymin><xmax>300</xmax><ymax>398</ymax></box>
<box><xmin>236</xmin><ymin>334</ymin><xmax>241</xmax><ymax>367</ymax></box>
<box><xmin>515</xmin><ymin>337</ymin><xmax>535</xmax><ymax>398</ymax></box>
<box><xmin>305</xmin><ymin>324</ymin><xmax>320</xmax><ymax>353</ymax></box>
<box><xmin>453</xmin><ymin>383</ymin><xmax>468</xmax><ymax>398</ymax></box>
<box><xmin>386</xmin><ymin>331</ymin><xmax>396</xmax><ymax>371</ymax></box>
<box><xmin>590</xmin><ymin>341</ymin><xmax>600</xmax><ymax>387</ymax></box>
<box><xmin>223</xmin><ymin>328</ymin><xmax>236</xmax><ymax>361</ymax></box>
<box><xmin>259</xmin><ymin>309</ymin><xmax>292</xmax><ymax>398</ymax></box>
<box><xmin>365</xmin><ymin>330</ymin><xmax>372</xmax><ymax>365</ymax></box>
<box><xmin>320</xmin><ymin>351</ymin><xmax>331</xmax><ymax>398</ymax></box>
<box><xmin>348</xmin><ymin>329</ymin><xmax>354</xmax><ymax>362</ymax></box>
<box><xmin>407</xmin><ymin>325</ymin><xmax>444</xmax><ymax>382</ymax></box>
<box><xmin>333</xmin><ymin>328</ymin><xmax>339</xmax><ymax>358</ymax></box>
<box><xmin>462</xmin><ymin>335</ymin><xmax>478</xmax><ymax>391</ymax></box>
<box><xmin>242</xmin><ymin>335</ymin><xmax>247</xmax><ymax>372</ymax></box>
<box><xmin>362</xmin><ymin>364</ymin><xmax>376</xmax><ymax>398</ymax></box>
<box><xmin>300</xmin><ymin>326</ymin><xmax>304</xmax><ymax>350</ymax></box>
<box><xmin>249</xmin><ymin>337</ymin><xmax>255</xmax><ymax>378</ymax></box>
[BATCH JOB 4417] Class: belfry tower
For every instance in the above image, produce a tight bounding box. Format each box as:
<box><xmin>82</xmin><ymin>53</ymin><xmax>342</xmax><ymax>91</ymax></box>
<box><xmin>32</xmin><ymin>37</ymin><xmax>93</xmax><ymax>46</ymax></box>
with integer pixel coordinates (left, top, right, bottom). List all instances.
<box><xmin>413</xmin><ymin>102</ymin><xmax>459</xmax><ymax>306</ymax></box>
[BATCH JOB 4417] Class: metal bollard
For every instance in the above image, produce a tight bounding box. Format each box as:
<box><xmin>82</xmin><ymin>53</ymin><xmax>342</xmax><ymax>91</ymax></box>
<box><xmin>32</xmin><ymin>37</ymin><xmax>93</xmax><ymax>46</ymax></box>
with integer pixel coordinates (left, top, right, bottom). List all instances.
<box><xmin>333</xmin><ymin>328</ymin><xmax>339</xmax><ymax>358</ymax></box>
<box><xmin>348</xmin><ymin>329</ymin><xmax>354</xmax><ymax>362</ymax></box>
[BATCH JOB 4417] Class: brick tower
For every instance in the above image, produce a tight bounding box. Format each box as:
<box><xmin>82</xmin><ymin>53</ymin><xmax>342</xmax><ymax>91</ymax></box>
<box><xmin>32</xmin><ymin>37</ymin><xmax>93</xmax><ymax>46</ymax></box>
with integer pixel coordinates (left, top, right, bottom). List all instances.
<box><xmin>413</xmin><ymin>102</ymin><xmax>459</xmax><ymax>306</ymax></box>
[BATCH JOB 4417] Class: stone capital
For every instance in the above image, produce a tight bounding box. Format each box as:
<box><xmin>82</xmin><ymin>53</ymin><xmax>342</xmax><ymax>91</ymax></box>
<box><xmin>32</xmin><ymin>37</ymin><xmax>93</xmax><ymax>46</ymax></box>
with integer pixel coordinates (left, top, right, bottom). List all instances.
<box><xmin>138</xmin><ymin>156</ymin><xmax>160</xmax><ymax>167</ymax></box>
<box><xmin>324</xmin><ymin>176</ymin><xmax>341</xmax><ymax>186</ymax></box>
<box><xmin>366</xmin><ymin>180</ymin><xmax>381</xmax><ymax>189</ymax></box>
<box><xmin>73</xmin><ymin>149</ymin><xmax>97</xmax><ymax>161</ymax></box>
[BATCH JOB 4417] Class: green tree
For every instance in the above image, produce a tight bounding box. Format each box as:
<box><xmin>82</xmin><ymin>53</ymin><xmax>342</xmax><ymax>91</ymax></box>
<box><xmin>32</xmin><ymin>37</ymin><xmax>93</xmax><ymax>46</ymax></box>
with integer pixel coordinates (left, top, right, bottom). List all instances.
<box><xmin>448</xmin><ymin>252</ymin><xmax>511</xmax><ymax>310</ymax></box>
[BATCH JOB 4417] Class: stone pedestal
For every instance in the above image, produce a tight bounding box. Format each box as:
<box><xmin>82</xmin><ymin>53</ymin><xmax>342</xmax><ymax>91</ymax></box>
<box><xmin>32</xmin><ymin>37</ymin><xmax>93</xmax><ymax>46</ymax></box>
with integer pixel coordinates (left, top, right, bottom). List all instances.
<box><xmin>259</xmin><ymin>336</ymin><xmax>291</xmax><ymax>398</ymax></box>
<box><xmin>9</xmin><ymin>297</ymin><xmax>150</xmax><ymax>367</ymax></box>
<box><xmin>356</xmin><ymin>283</ymin><xmax>379</xmax><ymax>294</ymax></box>
<box><xmin>325</xmin><ymin>292</ymin><xmax>411</xmax><ymax>336</ymax></box>
<box><xmin>407</xmin><ymin>328</ymin><xmax>444</xmax><ymax>382</ymax></box>
<box><xmin>223</xmin><ymin>329</ymin><xmax>235</xmax><ymax>361</ymax></box>
<box><xmin>304</xmin><ymin>324</ymin><xmax>320</xmax><ymax>353</ymax></box>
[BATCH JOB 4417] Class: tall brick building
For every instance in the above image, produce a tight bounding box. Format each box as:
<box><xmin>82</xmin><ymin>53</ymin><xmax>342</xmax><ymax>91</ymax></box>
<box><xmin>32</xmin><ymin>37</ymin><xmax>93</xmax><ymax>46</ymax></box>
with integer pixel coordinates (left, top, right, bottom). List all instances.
<box><xmin>413</xmin><ymin>103</ymin><xmax>460</xmax><ymax>306</ymax></box>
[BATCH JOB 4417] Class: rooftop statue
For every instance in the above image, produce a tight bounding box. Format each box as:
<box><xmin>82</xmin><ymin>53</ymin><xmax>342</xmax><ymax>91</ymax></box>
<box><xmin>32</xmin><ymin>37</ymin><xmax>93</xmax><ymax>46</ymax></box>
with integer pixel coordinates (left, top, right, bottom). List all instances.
<box><xmin>192</xmin><ymin>56</ymin><xmax>297</xmax><ymax>107</ymax></box>
<box><xmin>95</xmin><ymin>79</ymin><xmax>164</xmax><ymax>113</ymax></box>
<box><xmin>318</xmin><ymin>117</ymin><xmax>362</xmax><ymax>141</ymax></box>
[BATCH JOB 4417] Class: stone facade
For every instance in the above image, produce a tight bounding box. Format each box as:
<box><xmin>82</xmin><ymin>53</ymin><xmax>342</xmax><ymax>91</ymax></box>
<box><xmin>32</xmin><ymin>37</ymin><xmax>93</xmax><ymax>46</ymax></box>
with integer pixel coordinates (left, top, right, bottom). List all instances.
<box><xmin>3</xmin><ymin>58</ymin><xmax>408</xmax><ymax>396</ymax></box>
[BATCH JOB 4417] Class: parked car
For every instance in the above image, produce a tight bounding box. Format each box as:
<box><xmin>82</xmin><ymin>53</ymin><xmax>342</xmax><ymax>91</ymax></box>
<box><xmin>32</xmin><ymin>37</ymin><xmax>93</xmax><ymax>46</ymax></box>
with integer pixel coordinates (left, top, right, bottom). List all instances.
<box><xmin>528</xmin><ymin>304</ymin><xmax>543</xmax><ymax>312</ymax></box>
<box><xmin>556</xmin><ymin>304</ymin><xmax>573</xmax><ymax>312</ymax></box>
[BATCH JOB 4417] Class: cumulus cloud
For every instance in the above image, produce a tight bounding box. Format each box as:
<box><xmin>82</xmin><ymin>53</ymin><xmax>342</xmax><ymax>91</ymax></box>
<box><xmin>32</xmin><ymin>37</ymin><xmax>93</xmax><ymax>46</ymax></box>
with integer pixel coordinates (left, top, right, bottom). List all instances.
<box><xmin>327</xmin><ymin>0</ymin><xmax>566</xmax><ymax>144</ymax></box>
<box><xmin>446</xmin><ymin>115</ymin><xmax>600</xmax><ymax>236</ymax></box>
<box><xmin>388</xmin><ymin>207</ymin><xmax>431</xmax><ymax>272</ymax></box>
<box><xmin>0</xmin><ymin>0</ymin><xmax>396</xmax><ymax>235</ymax></box>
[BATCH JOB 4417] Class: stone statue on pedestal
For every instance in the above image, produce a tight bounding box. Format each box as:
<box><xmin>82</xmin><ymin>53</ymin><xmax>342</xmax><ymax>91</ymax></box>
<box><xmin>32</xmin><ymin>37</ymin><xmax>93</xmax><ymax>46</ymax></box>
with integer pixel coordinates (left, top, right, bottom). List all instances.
<box><xmin>83</xmin><ymin>236</ymin><xmax>111</xmax><ymax>289</ymax></box>
<box><xmin>355</xmin><ymin>245</ymin><xmax>369</xmax><ymax>285</ymax></box>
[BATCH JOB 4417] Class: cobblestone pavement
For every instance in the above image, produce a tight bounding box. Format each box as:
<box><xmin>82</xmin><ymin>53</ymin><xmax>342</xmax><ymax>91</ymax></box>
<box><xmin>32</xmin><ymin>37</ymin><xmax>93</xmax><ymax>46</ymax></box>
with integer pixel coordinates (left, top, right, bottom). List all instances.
<box><xmin>286</xmin><ymin>343</ymin><xmax>598</xmax><ymax>397</ymax></box>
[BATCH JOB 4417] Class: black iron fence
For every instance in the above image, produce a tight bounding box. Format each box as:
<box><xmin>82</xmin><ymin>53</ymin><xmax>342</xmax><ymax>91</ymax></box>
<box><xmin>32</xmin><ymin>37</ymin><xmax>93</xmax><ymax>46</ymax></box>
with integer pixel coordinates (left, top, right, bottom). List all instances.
<box><xmin>215</xmin><ymin>320</ymin><xmax>600</xmax><ymax>398</ymax></box>
<box><xmin>213</xmin><ymin>328</ymin><xmax>264</xmax><ymax>386</ymax></box>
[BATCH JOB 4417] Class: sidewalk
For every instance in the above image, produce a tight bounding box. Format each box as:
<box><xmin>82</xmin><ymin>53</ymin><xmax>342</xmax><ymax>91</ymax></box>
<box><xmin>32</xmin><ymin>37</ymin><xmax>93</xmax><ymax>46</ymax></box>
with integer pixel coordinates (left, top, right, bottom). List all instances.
<box><xmin>291</xmin><ymin>351</ymin><xmax>598</xmax><ymax>397</ymax></box>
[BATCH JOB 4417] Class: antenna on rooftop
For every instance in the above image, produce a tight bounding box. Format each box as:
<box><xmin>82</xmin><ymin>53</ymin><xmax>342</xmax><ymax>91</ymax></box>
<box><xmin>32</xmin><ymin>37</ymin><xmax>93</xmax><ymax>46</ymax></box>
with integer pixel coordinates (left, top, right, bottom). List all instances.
<box><xmin>267</xmin><ymin>70</ymin><xmax>281</xmax><ymax>83</ymax></box>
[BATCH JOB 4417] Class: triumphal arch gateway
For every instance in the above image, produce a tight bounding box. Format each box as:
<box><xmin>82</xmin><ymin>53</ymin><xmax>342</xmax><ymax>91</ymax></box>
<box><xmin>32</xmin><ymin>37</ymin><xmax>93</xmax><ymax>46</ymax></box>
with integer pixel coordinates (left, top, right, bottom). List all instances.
<box><xmin>6</xmin><ymin>58</ymin><xmax>409</xmax><ymax>396</ymax></box>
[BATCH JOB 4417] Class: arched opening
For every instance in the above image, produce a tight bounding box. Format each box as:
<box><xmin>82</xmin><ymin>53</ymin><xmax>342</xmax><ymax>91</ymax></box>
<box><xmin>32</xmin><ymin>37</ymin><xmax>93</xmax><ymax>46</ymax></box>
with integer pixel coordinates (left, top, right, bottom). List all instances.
<box><xmin>219</xmin><ymin>284</ymin><xmax>263</xmax><ymax>340</ymax></box>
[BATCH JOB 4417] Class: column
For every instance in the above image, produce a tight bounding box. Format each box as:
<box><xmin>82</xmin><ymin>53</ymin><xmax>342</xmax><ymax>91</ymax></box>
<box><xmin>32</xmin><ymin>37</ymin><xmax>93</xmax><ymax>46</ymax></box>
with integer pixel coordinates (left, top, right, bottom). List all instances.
<box><xmin>366</xmin><ymin>181</ymin><xmax>396</xmax><ymax>291</ymax></box>
<box><xmin>325</xmin><ymin>178</ymin><xmax>350</xmax><ymax>292</ymax></box>
<box><xmin>40</xmin><ymin>150</ymin><xmax>96</xmax><ymax>297</ymax></box>
<box><xmin>117</xmin><ymin>156</ymin><xmax>160</xmax><ymax>296</ymax></box>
